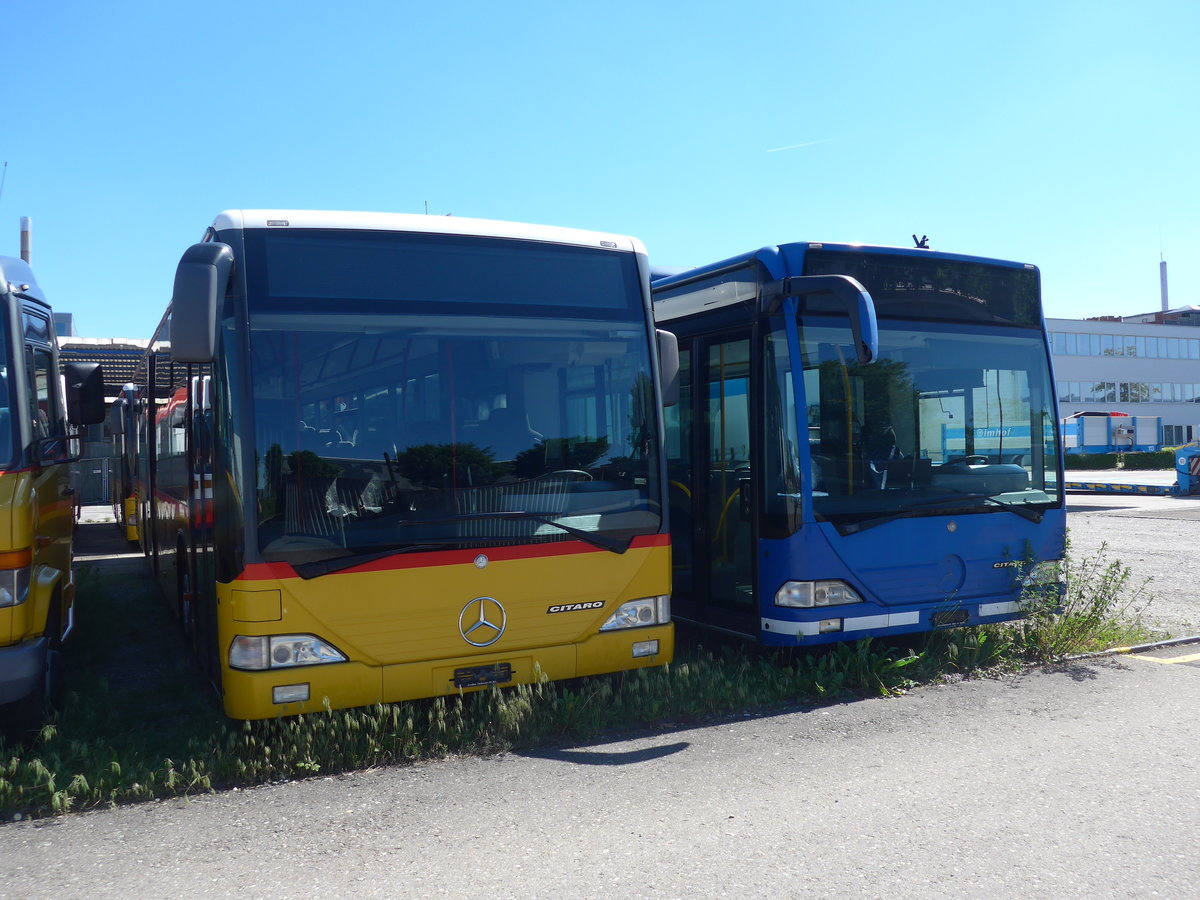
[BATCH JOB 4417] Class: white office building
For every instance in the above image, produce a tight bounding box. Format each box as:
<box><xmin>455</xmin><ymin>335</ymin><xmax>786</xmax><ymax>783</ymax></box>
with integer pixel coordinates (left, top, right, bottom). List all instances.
<box><xmin>1048</xmin><ymin>306</ymin><xmax>1200</xmax><ymax>446</ymax></box>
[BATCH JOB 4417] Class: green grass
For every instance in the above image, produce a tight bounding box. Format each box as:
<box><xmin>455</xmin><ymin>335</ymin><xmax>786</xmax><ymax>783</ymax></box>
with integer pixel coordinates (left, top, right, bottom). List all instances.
<box><xmin>1006</xmin><ymin>540</ymin><xmax>1159</xmax><ymax>659</ymax></box>
<box><xmin>0</xmin><ymin>543</ymin><xmax>1163</xmax><ymax>820</ymax></box>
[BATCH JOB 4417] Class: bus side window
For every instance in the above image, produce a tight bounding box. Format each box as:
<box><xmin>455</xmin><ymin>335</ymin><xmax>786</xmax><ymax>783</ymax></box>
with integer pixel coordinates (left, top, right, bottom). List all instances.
<box><xmin>26</xmin><ymin>346</ymin><xmax>64</xmax><ymax>440</ymax></box>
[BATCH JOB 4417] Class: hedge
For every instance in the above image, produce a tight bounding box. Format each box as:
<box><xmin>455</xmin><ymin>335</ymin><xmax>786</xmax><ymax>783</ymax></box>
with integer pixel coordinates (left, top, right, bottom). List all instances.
<box><xmin>1118</xmin><ymin>449</ymin><xmax>1176</xmax><ymax>470</ymax></box>
<box><xmin>1063</xmin><ymin>453</ymin><xmax>1120</xmax><ymax>469</ymax></box>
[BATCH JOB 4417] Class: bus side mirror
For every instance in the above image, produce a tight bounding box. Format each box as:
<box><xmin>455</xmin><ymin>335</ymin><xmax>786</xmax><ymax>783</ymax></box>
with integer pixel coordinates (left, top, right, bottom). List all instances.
<box><xmin>65</xmin><ymin>362</ymin><xmax>106</xmax><ymax>426</ymax></box>
<box><xmin>656</xmin><ymin>329</ymin><xmax>680</xmax><ymax>407</ymax></box>
<box><xmin>766</xmin><ymin>275</ymin><xmax>879</xmax><ymax>365</ymax></box>
<box><xmin>171</xmin><ymin>242</ymin><xmax>234</xmax><ymax>363</ymax></box>
<box><xmin>108</xmin><ymin>397</ymin><xmax>126</xmax><ymax>435</ymax></box>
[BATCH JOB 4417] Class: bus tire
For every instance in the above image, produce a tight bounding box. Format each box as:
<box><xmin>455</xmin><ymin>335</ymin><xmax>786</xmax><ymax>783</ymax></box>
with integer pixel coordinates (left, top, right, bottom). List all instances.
<box><xmin>42</xmin><ymin>596</ymin><xmax>66</xmax><ymax>712</ymax></box>
<box><xmin>1</xmin><ymin>601</ymin><xmax>63</xmax><ymax>741</ymax></box>
<box><xmin>176</xmin><ymin>545</ymin><xmax>197</xmax><ymax>648</ymax></box>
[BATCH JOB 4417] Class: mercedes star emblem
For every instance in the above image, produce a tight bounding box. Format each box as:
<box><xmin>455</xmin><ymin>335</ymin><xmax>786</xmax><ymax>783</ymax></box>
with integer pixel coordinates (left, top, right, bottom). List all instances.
<box><xmin>458</xmin><ymin>597</ymin><xmax>507</xmax><ymax>647</ymax></box>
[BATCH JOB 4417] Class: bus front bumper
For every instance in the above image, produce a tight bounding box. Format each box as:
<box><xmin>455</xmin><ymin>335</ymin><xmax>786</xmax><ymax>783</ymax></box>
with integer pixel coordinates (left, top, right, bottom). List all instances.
<box><xmin>220</xmin><ymin>624</ymin><xmax>674</xmax><ymax>720</ymax></box>
<box><xmin>0</xmin><ymin>636</ymin><xmax>47</xmax><ymax>706</ymax></box>
<box><xmin>760</xmin><ymin>598</ymin><xmax>1031</xmax><ymax>645</ymax></box>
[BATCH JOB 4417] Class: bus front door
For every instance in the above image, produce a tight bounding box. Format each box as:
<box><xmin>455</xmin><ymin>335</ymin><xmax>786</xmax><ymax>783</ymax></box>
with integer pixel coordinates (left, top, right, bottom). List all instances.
<box><xmin>667</xmin><ymin>332</ymin><xmax>758</xmax><ymax>637</ymax></box>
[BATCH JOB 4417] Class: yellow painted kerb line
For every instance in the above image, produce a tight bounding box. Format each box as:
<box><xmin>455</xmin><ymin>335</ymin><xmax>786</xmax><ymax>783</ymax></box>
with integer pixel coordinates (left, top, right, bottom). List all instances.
<box><xmin>1113</xmin><ymin>649</ymin><xmax>1200</xmax><ymax>665</ymax></box>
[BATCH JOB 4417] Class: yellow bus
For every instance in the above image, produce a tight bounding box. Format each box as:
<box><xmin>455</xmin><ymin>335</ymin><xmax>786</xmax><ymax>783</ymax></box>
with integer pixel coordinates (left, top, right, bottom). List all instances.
<box><xmin>126</xmin><ymin>211</ymin><xmax>678</xmax><ymax>720</ymax></box>
<box><xmin>0</xmin><ymin>256</ymin><xmax>105</xmax><ymax>737</ymax></box>
<box><xmin>108</xmin><ymin>382</ymin><xmax>141</xmax><ymax>542</ymax></box>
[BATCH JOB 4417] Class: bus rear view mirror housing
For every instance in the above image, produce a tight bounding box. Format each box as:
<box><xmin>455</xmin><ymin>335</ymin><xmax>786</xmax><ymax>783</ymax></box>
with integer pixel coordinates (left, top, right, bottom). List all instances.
<box><xmin>763</xmin><ymin>274</ymin><xmax>878</xmax><ymax>365</ymax></box>
<box><xmin>108</xmin><ymin>397</ymin><xmax>127</xmax><ymax>435</ymax></box>
<box><xmin>171</xmin><ymin>242</ymin><xmax>234</xmax><ymax>362</ymax></box>
<box><xmin>656</xmin><ymin>329</ymin><xmax>680</xmax><ymax>406</ymax></box>
<box><xmin>64</xmin><ymin>362</ymin><xmax>106</xmax><ymax>426</ymax></box>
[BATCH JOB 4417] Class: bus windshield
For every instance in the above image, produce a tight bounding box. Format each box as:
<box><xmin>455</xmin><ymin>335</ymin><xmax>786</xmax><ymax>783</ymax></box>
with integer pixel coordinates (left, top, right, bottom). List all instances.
<box><xmin>244</xmin><ymin>231</ymin><xmax>662</xmax><ymax>564</ymax></box>
<box><xmin>768</xmin><ymin>316</ymin><xmax>1061</xmax><ymax>532</ymax></box>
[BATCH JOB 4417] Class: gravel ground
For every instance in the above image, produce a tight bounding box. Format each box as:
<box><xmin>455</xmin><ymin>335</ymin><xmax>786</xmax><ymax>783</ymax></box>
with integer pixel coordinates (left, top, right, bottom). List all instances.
<box><xmin>1065</xmin><ymin>470</ymin><xmax>1200</xmax><ymax>638</ymax></box>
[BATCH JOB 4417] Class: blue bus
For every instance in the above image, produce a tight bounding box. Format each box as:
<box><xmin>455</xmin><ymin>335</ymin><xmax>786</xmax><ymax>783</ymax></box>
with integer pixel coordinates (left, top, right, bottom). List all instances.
<box><xmin>652</xmin><ymin>242</ymin><xmax>1065</xmax><ymax>644</ymax></box>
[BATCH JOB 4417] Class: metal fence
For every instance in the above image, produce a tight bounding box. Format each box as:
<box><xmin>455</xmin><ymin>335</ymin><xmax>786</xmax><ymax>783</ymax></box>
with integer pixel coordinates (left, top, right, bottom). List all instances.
<box><xmin>75</xmin><ymin>446</ymin><xmax>115</xmax><ymax>506</ymax></box>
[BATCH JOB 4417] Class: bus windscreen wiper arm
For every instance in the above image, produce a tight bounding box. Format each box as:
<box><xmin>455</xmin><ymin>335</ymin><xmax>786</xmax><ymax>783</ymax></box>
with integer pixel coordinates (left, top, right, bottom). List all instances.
<box><xmin>293</xmin><ymin>540</ymin><xmax>479</xmax><ymax>579</ymax></box>
<box><xmin>493</xmin><ymin>511</ymin><xmax>631</xmax><ymax>554</ymax></box>
<box><xmin>838</xmin><ymin>492</ymin><xmax>1043</xmax><ymax>535</ymax></box>
<box><xmin>977</xmin><ymin>494</ymin><xmax>1044</xmax><ymax>523</ymax></box>
<box><xmin>326</xmin><ymin>510</ymin><xmax>632</xmax><ymax>556</ymax></box>
<box><xmin>399</xmin><ymin>510</ymin><xmax>631</xmax><ymax>553</ymax></box>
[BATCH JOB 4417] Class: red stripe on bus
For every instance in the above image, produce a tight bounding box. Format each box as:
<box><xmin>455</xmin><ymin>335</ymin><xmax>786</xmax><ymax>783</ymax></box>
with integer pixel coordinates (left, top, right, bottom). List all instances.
<box><xmin>236</xmin><ymin>533</ymin><xmax>670</xmax><ymax>581</ymax></box>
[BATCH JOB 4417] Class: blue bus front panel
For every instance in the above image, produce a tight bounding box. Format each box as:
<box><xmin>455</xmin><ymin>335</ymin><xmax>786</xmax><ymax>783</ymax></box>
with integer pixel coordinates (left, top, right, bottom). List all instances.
<box><xmin>757</xmin><ymin>508</ymin><xmax>1067</xmax><ymax>646</ymax></box>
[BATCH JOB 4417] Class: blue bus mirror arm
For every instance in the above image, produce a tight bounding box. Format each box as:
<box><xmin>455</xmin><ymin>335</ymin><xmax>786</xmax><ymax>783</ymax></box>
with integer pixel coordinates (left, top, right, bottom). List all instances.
<box><xmin>761</xmin><ymin>274</ymin><xmax>879</xmax><ymax>366</ymax></box>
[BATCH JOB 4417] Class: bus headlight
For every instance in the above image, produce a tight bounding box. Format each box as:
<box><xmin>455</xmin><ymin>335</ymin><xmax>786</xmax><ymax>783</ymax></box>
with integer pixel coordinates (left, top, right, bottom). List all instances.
<box><xmin>0</xmin><ymin>549</ymin><xmax>32</xmax><ymax>608</ymax></box>
<box><xmin>1021</xmin><ymin>560</ymin><xmax>1067</xmax><ymax>604</ymax></box>
<box><xmin>599</xmin><ymin>595</ymin><xmax>670</xmax><ymax>631</ymax></box>
<box><xmin>229</xmin><ymin>634</ymin><xmax>347</xmax><ymax>670</ymax></box>
<box><xmin>775</xmin><ymin>579</ymin><xmax>864</xmax><ymax>608</ymax></box>
<box><xmin>1021</xmin><ymin>560</ymin><xmax>1066</xmax><ymax>589</ymax></box>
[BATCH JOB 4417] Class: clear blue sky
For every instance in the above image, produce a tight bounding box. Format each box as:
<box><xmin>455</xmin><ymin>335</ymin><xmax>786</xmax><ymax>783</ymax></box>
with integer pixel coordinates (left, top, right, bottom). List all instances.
<box><xmin>6</xmin><ymin>0</ymin><xmax>1198</xmax><ymax>339</ymax></box>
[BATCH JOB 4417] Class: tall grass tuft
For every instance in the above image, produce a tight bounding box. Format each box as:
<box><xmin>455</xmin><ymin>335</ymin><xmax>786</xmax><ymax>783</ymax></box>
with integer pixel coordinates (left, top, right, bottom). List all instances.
<box><xmin>1008</xmin><ymin>540</ymin><xmax>1158</xmax><ymax>661</ymax></box>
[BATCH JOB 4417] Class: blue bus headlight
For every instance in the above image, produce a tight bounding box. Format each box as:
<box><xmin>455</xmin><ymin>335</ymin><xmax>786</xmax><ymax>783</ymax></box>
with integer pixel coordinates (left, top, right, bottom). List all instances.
<box><xmin>229</xmin><ymin>634</ymin><xmax>347</xmax><ymax>670</ymax></box>
<box><xmin>774</xmin><ymin>580</ymin><xmax>864</xmax><ymax>608</ymax></box>
<box><xmin>599</xmin><ymin>596</ymin><xmax>670</xmax><ymax>631</ymax></box>
<box><xmin>1021</xmin><ymin>560</ymin><xmax>1066</xmax><ymax>589</ymax></box>
<box><xmin>1021</xmin><ymin>559</ymin><xmax>1067</xmax><ymax>605</ymax></box>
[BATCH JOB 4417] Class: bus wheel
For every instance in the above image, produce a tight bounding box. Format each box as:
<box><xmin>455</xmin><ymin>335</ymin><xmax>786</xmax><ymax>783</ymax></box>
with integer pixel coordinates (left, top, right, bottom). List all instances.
<box><xmin>43</xmin><ymin>598</ymin><xmax>66</xmax><ymax>711</ymax></box>
<box><xmin>0</xmin><ymin>603</ymin><xmax>63</xmax><ymax>742</ymax></box>
<box><xmin>177</xmin><ymin>550</ymin><xmax>197</xmax><ymax>645</ymax></box>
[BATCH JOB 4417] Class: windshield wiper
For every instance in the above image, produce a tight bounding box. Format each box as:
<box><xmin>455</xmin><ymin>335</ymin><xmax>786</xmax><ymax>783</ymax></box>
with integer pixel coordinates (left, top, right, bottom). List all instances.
<box><xmin>299</xmin><ymin>510</ymin><xmax>633</xmax><ymax>564</ymax></box>
<box><xmin>835</xmin><ymin>491</ymin><xmax>1044</xmax><ymax>536</ymax></box>
<box><xmin>976</xmin><ymin>494</ymin><xmax>1044</xmax><ymax>523</ymax></box>
<box><xmin>492</xmin><ymin>511</ymin><xmax>632</xmax><ymax>554</ymax></box>
<box><xmin>292</xmin><ymin>540</ymin><xmax>485</xmax><ymax>579</ymax></box>
<box><xmin>400</xmin><ymin>510</ymin><xmax>631</xmax><ymax>554</ymax></box>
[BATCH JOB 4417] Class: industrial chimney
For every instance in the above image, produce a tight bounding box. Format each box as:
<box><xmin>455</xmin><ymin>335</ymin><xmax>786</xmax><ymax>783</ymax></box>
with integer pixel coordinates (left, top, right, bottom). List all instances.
<box><xmin>1160</xmin><ymin>258</ymin><xmax>1169</xmax><ymax>312</ymax></box>
<box><xmin>19</xmin><ymin>216</ymin><xmax>31</xmax><ymax>264</ymax></box>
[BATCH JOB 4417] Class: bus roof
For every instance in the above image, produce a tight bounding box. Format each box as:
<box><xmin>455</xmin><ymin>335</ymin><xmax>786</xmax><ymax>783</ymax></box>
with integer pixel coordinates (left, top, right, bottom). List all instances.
<box><xmin>652</xmin><ymin>241</ymin><xmax>1038</xmax><ymax>288</ymax></box>
<box><xmin>211</xmin><ymin>210</ymin><xmax>646</xmax><ymax>255</ymax></box>
<box><xmin>0</xmin><ymin>255</ymin><xmax>48</xmax><ymax>307</ymax></box>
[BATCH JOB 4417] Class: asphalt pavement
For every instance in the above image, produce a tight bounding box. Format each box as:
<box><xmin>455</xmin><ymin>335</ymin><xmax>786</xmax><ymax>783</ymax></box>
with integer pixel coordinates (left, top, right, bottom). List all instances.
<box><xmin>2</xmin><ymin>649</ymin><xmax>1197</xmax><ymax>898</ymax></box>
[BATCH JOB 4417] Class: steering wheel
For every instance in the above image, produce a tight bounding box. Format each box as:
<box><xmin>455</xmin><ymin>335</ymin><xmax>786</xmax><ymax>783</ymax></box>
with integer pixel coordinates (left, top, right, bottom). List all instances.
<box><xmin>547</xmin><ymin>469</ymin><xmax>593</xmax><ymax>481</ymax></box>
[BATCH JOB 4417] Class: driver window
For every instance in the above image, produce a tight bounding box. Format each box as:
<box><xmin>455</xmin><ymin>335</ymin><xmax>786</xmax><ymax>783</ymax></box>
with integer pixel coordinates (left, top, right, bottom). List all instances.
<box><xmin>26</xmin><ymin>345</ymin><xmax>65</xmax><ymax>455</ymax></box>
